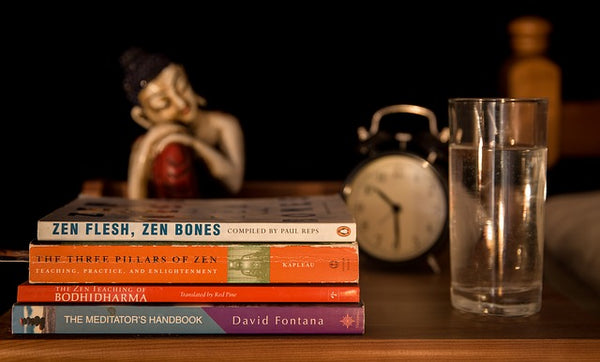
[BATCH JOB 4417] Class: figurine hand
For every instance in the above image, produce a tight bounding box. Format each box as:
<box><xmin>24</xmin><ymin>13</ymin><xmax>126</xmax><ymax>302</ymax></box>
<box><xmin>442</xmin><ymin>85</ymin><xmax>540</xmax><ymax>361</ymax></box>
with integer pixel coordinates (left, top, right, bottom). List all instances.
<box><xmin>156</xmin><ymin>132</ymin><xmax>200</xmax><ymax>154</ymax></box>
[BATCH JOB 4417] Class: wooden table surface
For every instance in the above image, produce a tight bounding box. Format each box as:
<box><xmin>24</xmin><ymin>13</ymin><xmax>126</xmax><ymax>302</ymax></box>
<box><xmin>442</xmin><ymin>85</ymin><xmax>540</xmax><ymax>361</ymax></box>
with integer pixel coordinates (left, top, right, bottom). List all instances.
<box><xmin>1</xmin><ymin>180</ymin><xmax>599</xmax><ymax>361</ymax></box>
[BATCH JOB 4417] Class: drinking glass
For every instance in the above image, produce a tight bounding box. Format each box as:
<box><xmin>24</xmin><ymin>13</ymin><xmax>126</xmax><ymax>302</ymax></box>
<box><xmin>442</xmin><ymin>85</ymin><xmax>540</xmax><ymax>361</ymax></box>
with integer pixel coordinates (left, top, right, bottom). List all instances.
<box><xmin>448</xmin><ymin>98</ymin><xmax>547</xmax><ymax>317</ymax></box>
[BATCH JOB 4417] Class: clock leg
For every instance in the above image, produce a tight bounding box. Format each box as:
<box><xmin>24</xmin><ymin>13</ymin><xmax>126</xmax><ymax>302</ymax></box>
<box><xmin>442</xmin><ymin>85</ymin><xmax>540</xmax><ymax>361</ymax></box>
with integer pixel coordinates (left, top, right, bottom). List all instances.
<box><xmin>426</xmin><ymin>254</ymin><xmax>441</xmax><ymax>274</ymax></box>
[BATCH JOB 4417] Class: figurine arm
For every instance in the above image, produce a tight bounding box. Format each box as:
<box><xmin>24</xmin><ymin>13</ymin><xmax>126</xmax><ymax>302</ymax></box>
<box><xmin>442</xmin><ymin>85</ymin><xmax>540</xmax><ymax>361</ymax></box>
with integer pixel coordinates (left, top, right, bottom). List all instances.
<box><xmin>127</xmin><ymin>123</ymin><xmax>189</xmax><ymax>199</ymax></box>
<box><xmin>156</xmin><ymin>114</ymin><xmax>245</xmax><ymax>194</ymax></box>
<box><xmin>127</xmin><ymin>139</ymin><xmax>149</xmax><ymax>199</ymax></box>
<box><xmin>213</xmin><ymin>112</ymin><xmax>245</xmax><ymax>193</ymax></box>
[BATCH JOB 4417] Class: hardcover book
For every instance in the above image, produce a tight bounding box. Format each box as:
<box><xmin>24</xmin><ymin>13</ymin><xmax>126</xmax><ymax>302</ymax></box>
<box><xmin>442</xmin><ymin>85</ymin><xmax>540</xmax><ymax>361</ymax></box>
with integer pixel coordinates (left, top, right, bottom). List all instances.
<box><xmin>12</xmin><ymin>302</ymin><xmax>365</xmax><ymax>334</ymax></box>
<box><xmin>37</xmin><ymin>194</ymin><xmax>356</xmax><ymax>242</ymax></box>
<box><xmin>16</xmin><ymin>282</ymin><xmax>361</xmax><ymax>303</ymax></box>
<box><xmin>28</xmin><ymin>241</ymin><xmax>359</xmax><ymax>284</ymax></box>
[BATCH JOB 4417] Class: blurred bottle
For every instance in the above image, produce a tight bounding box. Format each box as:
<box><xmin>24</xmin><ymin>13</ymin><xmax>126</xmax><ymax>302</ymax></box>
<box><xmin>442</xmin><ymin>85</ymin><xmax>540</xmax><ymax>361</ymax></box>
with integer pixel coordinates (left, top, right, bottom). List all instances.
<box><xmin>501</xmin><ymin>15</ymin><xmax>562</xmax><ymax>167</ymax></box>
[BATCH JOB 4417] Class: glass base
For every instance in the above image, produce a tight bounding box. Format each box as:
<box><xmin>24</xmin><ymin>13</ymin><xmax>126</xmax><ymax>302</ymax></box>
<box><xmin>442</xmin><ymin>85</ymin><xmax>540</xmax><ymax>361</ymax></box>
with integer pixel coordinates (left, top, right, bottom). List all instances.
<box><xmin>451</xmin><ymin>286</ymin><xmax>542</xmax><ymax>317</ymax></box>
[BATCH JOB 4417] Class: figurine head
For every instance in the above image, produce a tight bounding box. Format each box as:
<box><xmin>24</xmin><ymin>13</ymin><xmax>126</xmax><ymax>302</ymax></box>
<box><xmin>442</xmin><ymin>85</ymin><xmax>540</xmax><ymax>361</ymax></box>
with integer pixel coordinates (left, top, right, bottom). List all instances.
<box><xmin>120</xmin><ymin>47</ymin><xmax>206</xmax><ymax>129</ymax></box>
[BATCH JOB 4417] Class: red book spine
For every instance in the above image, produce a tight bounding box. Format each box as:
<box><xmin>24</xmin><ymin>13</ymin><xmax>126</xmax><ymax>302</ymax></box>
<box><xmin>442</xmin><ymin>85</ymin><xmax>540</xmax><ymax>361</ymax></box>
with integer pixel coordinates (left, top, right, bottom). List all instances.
<box><xmin>17</xmin><ymin>282</ymin><xmax>360</xmax><ymax>303</ymax></box>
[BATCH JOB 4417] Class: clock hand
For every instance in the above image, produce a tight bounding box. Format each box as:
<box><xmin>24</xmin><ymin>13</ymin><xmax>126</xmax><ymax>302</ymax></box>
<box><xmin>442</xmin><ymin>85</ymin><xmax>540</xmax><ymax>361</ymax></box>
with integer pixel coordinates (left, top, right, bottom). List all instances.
<box><xmin>368</xmin><ymin>186</ymin><xmax>403</xmax><ymax>249</ymax></box>
<box><xmin>369</xmin><ymin>186</ymin><xmax>395</xmax><ymax>208</ymax></box>
<box><xmin>369</xmin><ymin>186</ymin><xmax>402</xmax><ymax>214</ymax></box>
<box><xmin>393</xmin><ymin>209</ymin><xmax>401</xmax><ymax>249</ymax></box>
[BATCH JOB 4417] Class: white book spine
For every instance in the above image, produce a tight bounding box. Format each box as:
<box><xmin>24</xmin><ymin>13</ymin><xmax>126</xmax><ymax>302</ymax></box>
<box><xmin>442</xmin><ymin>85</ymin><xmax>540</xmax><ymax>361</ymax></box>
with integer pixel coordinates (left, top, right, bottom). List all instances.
<box><xmin>37</xmin><ymin>221</ymin><xmax>355</xmax><ymax>242</ymax></box>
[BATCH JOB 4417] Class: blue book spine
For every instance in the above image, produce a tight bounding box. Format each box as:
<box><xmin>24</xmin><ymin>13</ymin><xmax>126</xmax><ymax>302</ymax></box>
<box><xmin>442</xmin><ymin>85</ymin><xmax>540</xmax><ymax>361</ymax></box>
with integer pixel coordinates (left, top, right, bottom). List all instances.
<box><xmin>11</xmin><ymin>303</ymin><xmax>365</xmax><ymax>335</ymax></box>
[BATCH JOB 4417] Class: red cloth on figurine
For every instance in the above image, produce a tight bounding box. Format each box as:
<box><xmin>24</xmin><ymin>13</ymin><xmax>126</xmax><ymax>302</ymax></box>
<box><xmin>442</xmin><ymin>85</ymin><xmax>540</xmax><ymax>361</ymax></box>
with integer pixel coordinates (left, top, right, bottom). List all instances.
<box><xmin>151</xmin><ymin>143</ymin><xmax>199</xmax><ymax>198</ymax></box>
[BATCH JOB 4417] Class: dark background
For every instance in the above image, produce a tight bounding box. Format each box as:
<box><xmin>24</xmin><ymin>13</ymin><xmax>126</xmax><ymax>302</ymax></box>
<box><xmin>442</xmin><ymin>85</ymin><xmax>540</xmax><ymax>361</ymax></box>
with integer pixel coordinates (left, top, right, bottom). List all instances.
<box><xmin>2</xmin><ymin>4</ymin><xmax>599</xmax><ymax>252</ymax></box>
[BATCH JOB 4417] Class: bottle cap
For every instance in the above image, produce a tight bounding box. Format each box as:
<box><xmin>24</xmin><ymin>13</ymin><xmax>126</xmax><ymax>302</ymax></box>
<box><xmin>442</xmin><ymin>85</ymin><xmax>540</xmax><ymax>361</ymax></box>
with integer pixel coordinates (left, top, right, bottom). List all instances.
<box><xmin>508</xmin><ymin>16</ymin><xmax>551</xmax><ymax>55</ymax></box>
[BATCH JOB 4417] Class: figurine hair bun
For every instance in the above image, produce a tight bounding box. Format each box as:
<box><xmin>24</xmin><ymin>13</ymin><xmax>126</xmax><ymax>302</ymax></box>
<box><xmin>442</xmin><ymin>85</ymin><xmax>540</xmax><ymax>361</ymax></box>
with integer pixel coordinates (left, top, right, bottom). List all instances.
<box><xmin>120</xmin><ymin>47</ymin><xmax>171</xmax><ymax>104</ymax></box>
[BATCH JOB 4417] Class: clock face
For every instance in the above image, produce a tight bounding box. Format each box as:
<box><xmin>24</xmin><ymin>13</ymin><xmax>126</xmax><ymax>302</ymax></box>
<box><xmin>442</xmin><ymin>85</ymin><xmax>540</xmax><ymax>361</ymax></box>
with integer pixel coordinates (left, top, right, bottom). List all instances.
<box><xmin>342</xmin><ymin>153</ymin><xmax>448</xmax><ymax>263</ymax></box>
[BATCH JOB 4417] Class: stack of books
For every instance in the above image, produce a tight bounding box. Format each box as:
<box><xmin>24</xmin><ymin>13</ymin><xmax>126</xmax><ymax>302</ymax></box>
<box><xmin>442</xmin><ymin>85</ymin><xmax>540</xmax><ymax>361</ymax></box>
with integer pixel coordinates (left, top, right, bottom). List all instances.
<box><xmin>11</xmin><ymin>193</ymin><xmax>364</xmax><ymax>335</ymax></box>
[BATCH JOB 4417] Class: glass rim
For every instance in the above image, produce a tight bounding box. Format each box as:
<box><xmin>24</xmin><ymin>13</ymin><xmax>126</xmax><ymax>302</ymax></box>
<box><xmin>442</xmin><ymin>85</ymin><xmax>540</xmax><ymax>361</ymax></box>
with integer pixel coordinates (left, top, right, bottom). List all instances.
<box><xmin>448</xmin><ymin>97</ymin><xmax>548</xmax><ymax>104</ymax></box>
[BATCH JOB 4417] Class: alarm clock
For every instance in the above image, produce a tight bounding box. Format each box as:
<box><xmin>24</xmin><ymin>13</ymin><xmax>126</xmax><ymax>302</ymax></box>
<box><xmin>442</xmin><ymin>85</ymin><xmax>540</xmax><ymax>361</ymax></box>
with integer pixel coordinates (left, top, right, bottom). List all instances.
<box><xmin>341</xmin><ymin>105</ymin><xmax>449</xmax><ymax>271</ymax></box>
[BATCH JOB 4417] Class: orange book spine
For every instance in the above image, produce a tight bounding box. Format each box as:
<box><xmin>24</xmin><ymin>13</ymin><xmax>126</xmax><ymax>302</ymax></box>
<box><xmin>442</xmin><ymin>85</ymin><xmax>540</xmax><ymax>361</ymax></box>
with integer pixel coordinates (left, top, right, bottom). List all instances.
<box><xmin>28</xmin><ymin>242</ymin><xmax>359</xmax><ymax>284</ymax></box>
<box><xmin>16</xmin><ymin>282</ymin><xmax>360</xmax><ymax>303</ymax></box>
